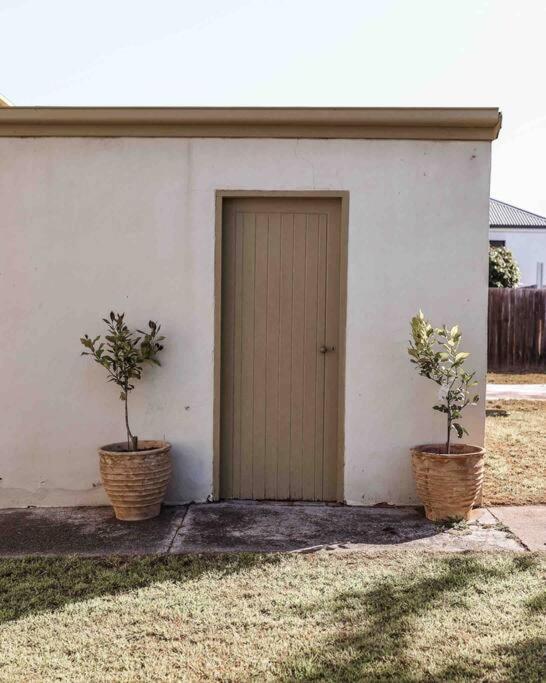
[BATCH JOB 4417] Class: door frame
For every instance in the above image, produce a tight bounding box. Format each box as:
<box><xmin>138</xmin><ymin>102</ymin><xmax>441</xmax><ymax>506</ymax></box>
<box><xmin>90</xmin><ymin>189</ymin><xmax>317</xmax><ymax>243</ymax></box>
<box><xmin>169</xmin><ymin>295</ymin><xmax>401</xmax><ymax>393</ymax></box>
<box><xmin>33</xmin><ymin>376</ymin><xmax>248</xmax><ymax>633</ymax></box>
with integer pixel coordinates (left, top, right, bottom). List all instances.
<box><xmin>213</xmin><ymin>190</ymin><xmax>349</xmax><ymax>502</ymax></box>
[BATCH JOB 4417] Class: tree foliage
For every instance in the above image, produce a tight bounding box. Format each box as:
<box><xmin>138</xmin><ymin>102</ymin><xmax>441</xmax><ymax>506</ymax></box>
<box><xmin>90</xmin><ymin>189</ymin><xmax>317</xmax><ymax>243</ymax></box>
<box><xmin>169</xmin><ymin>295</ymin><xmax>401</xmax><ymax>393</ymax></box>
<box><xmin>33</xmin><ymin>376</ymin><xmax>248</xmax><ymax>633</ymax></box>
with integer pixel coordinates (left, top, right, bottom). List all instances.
<box><xmin>81</xmin><ymin>312</ymin><xmax>165</xmax><ymax>451</ymax></box>
<box><xmin>489</xmin><ymin>246</ymin><xmax>520</xmax><ymax>288</ymax></box>
<box><xmin>408</xmin><ymin>311</ymin><xmax>479</xmax><ymax>454</ymax></box>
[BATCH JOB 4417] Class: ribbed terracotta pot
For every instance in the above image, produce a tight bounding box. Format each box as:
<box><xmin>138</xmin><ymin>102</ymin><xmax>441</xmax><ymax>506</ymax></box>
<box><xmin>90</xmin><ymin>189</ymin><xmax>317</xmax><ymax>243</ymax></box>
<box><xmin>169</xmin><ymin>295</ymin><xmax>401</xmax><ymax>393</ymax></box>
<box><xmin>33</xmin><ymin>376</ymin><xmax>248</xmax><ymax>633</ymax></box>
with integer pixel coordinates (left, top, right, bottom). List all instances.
<box><xmin>411</xmin><ymin>443</ymin><xmax>485</xmax><ymax>522</ymax></box>
<box><xmin>98</xmin><ymin>441</ymin><xmax>171</xmax><ymax>521</ymax></box>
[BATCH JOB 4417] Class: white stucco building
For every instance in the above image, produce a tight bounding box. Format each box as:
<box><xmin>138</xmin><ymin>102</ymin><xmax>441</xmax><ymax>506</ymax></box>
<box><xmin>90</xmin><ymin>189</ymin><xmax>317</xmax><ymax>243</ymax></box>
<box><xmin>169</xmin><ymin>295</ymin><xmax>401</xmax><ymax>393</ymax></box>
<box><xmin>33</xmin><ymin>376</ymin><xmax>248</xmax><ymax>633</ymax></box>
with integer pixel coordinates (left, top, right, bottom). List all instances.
<box><xmin>489</xmin><ymin>198</ymin><xmax>546</xmax><ymax>287</ymax></box>
<box><xmin>0</xmin><ymin>107</ymin><xmax>500</xmax><ymax>508</ymax></box>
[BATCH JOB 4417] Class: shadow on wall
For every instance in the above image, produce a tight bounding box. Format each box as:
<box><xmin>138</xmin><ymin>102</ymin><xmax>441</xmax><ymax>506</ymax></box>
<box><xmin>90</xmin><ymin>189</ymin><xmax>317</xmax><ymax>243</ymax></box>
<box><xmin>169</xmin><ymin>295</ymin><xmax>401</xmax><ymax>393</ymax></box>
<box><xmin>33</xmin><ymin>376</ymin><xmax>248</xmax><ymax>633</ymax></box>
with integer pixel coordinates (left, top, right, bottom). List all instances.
<box><xmin>165</xmin><ymin>440</ymin><xmax>212</xmax><ymax>503</ymax></box>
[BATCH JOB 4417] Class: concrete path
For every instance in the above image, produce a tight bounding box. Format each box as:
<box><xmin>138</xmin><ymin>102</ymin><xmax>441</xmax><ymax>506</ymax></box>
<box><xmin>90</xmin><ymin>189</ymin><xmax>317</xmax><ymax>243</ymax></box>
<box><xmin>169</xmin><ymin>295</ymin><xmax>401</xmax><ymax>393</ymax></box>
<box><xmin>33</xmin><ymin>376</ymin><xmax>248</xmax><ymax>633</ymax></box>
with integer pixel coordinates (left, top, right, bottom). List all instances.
<box><xmin>490</xmin><ymin>505</ymin><xmax>546</xmax><ymax>552</ymax></box>
<box><xmin>487</xmin><ymin>383</ymin><xmax>546</xmax><ymax>400</ymax></box>
<box><xmin>0</xmin><ymin>506</ymin><xmax>187</xmax><ymax>556</ymax></box>
<box><xmin>0</xmin><ymin>502</ymin><xmax>534</xmax><ymax>557</ymax></box>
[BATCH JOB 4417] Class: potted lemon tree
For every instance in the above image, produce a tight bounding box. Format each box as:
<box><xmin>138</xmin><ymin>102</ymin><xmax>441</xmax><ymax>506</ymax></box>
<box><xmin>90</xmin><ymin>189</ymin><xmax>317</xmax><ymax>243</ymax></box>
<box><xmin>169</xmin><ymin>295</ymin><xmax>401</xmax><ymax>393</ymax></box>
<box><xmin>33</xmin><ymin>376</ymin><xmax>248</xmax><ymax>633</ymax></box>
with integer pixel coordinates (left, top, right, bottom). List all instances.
<box><xmin>408</xmin><ymin>311</ymin><xmax>484</xmax><ymax>521</ymax></box>
<box><xmin>81</xmin><ymin>312</ymin><xmax>170</xmax><ymax>521</ymax></box>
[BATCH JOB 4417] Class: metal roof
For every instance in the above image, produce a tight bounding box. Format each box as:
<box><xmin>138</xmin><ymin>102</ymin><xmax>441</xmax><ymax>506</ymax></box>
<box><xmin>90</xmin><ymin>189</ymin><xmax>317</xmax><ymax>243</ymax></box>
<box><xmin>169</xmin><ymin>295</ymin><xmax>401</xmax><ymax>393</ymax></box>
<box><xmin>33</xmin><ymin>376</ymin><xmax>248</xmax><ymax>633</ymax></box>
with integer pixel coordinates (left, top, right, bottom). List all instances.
<box><xmin>490</xmin><ymin>198</ymin><xmax>546</xmax><ymax>228</ymax></box>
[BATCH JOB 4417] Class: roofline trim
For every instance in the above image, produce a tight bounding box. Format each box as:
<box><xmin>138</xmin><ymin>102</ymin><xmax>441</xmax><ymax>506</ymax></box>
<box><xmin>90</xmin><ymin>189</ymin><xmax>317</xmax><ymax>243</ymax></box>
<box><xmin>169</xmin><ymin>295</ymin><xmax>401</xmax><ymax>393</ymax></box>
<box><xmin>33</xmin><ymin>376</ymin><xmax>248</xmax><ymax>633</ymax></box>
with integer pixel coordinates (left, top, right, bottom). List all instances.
<box><xmin>490</xmin><ymin>226</ymin><xmax>546</xmax><ymax>233</ymax></box>
<box><xmin>0</xmin><ymin>107</ymin><xmax>502</xmax><ymax>140</ymax></box>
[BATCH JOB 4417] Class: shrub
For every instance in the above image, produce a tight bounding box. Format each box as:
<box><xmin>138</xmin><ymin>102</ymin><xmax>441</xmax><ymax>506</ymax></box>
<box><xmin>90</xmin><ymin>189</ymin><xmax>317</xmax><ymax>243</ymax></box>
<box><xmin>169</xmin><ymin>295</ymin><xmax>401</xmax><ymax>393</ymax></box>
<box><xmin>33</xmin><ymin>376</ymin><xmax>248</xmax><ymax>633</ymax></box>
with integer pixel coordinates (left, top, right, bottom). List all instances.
<box><xmin>80</xmin><ymin>312</ymin><xmax>165</xmax><ymax>451</ymax></box>
<box><xmin>408</xmin><ymin>311</ymin><xmax>479</xmax><ymax>454</ymax></box>
<box><xmin>489</xmin><ymin>246</ymin><xmax>520</xmax><ymax>288</ymax></box>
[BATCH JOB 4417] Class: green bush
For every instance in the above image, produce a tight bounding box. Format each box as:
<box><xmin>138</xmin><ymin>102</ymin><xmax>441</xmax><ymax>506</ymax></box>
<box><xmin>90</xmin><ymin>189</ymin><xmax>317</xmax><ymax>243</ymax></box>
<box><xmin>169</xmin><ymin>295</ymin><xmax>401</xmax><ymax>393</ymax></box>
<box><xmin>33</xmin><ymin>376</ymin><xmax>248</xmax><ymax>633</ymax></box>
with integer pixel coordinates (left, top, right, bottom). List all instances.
<box><xmin>408</xmin><ymin>312</ymin><xmax>479</xmax><ymax>454</ymax></box>
<box><xmin>489</xmin><ymin>246</ymin><xmax>520</xmax><ymax>288</ymax></box>
<box><xmin>81</xmin><ymin>312</ymin><xmax>165</xmax><ymax>451</ymax></box>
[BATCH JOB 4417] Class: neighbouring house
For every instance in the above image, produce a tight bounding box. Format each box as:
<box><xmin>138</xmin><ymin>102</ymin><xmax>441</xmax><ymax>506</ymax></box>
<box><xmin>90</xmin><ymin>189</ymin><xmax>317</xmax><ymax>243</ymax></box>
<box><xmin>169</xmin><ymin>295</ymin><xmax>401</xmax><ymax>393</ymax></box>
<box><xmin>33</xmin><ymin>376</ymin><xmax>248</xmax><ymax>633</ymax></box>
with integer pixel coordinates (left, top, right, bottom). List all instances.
<box><xmin>489</xmin><ymin>198</ymin><xmax>546</xmax><ymax>287</ymax></box>
<box><xmin>0</xmin><ymin>107</ymin><xmax>500</xmax><ymax>507</ymax></box>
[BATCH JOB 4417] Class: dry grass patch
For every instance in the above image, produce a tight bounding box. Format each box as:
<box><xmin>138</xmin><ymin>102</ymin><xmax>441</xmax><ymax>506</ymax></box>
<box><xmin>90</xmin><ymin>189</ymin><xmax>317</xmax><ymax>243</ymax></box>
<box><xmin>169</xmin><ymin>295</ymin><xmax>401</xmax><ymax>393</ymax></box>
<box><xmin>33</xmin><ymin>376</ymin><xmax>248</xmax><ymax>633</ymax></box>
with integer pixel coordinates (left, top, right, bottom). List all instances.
<box><xmin>484</xmin><ymin>400</ymin><xmax>546</xmax><ymax>506</ymax></box>
<box><xmin>487</xmin><ymin>372</ymin><xmax>546</xmax><ymax>385</ymax></box>
<box><xmin>0</xmin><ymin>553</ymin><xmax>545</xmax><ymax>682</ymax></box>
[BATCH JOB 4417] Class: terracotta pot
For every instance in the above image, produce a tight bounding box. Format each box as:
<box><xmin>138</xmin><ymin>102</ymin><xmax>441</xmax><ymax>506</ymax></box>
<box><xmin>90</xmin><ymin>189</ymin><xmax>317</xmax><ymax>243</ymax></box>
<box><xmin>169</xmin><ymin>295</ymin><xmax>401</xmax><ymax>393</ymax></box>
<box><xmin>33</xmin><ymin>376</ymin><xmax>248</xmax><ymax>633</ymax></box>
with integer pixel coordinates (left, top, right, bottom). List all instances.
<box><xmin>98</xmin><ymin>440</ymin><xmax>171</xmax><ymax>521</ymax></box>
<box><xmin>411</xmin><ymin>443</ymin><xmax>485</xmax><ymax>522</ymax></box>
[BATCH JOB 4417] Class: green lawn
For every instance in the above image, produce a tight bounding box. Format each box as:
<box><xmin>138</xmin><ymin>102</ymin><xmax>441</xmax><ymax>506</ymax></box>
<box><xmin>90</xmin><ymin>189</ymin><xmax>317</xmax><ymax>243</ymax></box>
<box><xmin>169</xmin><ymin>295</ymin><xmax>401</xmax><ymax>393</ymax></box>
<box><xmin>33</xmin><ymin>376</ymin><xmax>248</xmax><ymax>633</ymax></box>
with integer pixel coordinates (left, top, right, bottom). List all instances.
<box><xmin>1</xmin><ymin>553</ymin><xmax>544</xmax><ymax>682</ymax></box>
<box><xmin>484</xmin><ymin>399</ymin><xmax>546</xmax><ymax>505</ymax></box>
<box><xmin>487</xmin><ymin>372</ymin><xmax>546</xmax><ymax>385</ymax></box>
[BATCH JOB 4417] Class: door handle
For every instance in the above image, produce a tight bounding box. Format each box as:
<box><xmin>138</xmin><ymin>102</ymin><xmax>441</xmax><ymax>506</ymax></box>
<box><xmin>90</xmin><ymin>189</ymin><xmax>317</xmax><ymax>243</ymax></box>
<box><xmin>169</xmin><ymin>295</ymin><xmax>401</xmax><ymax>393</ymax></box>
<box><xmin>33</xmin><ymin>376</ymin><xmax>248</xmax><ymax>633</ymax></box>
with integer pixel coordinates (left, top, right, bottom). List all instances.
<box><xmin>319</xmin><ymin>345</ymin><xmax>335</xmax><ymax>354</ymax></box>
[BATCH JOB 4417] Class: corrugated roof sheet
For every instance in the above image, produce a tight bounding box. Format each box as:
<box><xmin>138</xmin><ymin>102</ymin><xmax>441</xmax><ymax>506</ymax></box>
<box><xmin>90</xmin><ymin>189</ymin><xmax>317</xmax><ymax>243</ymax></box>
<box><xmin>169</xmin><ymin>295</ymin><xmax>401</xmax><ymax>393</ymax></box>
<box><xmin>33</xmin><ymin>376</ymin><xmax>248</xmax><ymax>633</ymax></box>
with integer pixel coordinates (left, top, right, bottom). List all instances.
<box><xmin>490</xmin><ymin>198</ymin><xmax>546</xmax><ymax>228</ymax></box>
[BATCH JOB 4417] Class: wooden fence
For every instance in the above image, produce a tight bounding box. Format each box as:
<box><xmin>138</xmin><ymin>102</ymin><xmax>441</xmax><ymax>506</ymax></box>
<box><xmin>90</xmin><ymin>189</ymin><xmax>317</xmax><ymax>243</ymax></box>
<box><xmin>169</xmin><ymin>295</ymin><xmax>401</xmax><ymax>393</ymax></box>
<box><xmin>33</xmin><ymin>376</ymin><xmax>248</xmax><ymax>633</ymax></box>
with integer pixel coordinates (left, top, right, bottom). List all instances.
<box><xmin>488</xmin><ymin>288</ymin><xmax>546</xmax><ymax>372</ymax></box>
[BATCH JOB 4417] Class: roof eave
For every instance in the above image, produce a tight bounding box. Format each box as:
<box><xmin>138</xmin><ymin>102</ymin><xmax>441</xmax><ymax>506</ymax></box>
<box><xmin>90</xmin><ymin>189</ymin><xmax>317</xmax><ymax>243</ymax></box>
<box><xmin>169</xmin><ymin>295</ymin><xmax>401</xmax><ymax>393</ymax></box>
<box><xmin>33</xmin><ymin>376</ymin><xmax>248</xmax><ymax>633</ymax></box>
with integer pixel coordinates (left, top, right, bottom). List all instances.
<box><xmin>0</xmin><ymin>106</ymin><xmax>502</xmax><ymax>140</ymax></box>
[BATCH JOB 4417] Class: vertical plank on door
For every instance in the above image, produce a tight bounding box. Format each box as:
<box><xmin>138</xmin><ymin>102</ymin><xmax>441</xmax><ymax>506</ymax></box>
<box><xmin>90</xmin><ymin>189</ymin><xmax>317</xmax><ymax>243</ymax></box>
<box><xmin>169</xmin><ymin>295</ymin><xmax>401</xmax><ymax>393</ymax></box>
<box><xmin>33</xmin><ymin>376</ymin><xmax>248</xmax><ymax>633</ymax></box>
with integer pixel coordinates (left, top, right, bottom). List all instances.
<box><xmin>231</xmin><ymin>213</ymin><xmax>244</xmax><ymax>498</ymax></box>
<box><xmin>323</xmin><ymin>210</ymin><xmax>341</xmax><ymax>501</ymax></box>
<box><xmin>220</xmin><ymin>204</ymin><xmax>236</xmax><ymax>499</ymax></box>
<box><xmin>314</xmin><ymin>214</ymin><xmax>328</xmax><ymax>500</ymax></box>
<box><xmin>290</xmin><ymin>213</ymin><xmax>307</xmax><ymax>500</ymax></box>
<box><xmin>302</xmin><ymin>214</ymin><xmax>319</xmax><ymax>500</ymax></box>
<box><xmin>253</xmin><ymin>213</ymin><xmax>269</xmax><ymax>499</ymax></box>
<box><xmin>277</xmin><ymin>213</ymin><xmax>294</xmax><ymax>499</ymax></box>
<box><xmin>240</xmin><ymin>212</ymin><xmax>256</xmax><ymax>498</ymax></box>
<box><xmin>265</xmin><ymin>213</ymin><xmax>281</xmax><ymax>499</ymax></box>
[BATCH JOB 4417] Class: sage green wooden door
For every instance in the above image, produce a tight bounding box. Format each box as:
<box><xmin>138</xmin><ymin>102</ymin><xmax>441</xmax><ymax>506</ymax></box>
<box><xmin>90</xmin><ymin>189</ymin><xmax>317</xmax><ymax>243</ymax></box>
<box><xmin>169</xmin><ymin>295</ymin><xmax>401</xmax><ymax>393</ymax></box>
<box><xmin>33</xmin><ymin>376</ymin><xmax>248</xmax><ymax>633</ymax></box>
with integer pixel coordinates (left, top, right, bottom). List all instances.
<box><xmin>220</xmin><ymin>197</ymin><xmax>343</xmax><ymax>501</ymax></box>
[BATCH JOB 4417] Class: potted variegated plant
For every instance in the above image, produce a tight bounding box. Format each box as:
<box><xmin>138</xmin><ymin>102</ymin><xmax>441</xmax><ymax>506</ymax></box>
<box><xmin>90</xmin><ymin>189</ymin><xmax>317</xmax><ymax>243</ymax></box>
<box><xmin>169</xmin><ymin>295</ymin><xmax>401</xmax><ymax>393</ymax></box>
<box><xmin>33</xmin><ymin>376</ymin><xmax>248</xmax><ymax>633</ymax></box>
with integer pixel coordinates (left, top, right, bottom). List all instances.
<box><xmin>408</xmin><ymin>311</ymin><xmax>484</xmax><ymax>521</ymax></box>
<box><xmin>81</xmin><ymin>312</ymin><xmax>170</xmax><ymax>521</ymax></box>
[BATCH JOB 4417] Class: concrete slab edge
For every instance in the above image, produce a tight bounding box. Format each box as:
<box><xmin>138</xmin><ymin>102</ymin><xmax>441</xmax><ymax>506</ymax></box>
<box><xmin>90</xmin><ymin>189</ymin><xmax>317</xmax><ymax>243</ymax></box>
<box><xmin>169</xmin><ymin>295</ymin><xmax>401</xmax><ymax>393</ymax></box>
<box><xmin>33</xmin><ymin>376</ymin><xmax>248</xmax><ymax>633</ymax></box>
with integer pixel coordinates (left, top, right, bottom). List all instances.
<box><xmin>486</xmin><ymin>507</ymin><xmax>530</xmax><ymax>552</ymax></box>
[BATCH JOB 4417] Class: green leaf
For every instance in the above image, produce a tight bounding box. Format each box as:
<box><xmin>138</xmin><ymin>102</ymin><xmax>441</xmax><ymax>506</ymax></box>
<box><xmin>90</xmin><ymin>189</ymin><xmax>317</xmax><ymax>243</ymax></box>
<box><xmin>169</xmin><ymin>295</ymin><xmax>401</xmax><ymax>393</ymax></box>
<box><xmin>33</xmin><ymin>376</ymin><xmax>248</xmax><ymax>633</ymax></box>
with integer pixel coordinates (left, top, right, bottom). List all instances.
<box><xmin>81</xmin><ymin>313</ymin><xmax>165</xmax><ymax>396</ymax></box>
<box><xmin>452</xmin><ymin>423</ymin><xmax>468</xmax><ymax>439</ymax></box>
<box><xmin>455</xmin><ymin>352</ymin><xmax>470</xmax><ymax>362</ymax></box>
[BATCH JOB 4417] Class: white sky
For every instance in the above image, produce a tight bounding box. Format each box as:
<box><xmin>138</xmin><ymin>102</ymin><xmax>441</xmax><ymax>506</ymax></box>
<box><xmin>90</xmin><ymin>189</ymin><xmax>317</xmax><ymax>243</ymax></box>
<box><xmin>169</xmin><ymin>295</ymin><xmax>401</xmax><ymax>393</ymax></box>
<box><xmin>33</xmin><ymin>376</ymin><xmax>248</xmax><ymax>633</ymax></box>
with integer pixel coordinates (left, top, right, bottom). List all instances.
<box><xmin>1</xmin><ymin>0</ymin><xmax>545</xmax><ymax>215</ymax></box>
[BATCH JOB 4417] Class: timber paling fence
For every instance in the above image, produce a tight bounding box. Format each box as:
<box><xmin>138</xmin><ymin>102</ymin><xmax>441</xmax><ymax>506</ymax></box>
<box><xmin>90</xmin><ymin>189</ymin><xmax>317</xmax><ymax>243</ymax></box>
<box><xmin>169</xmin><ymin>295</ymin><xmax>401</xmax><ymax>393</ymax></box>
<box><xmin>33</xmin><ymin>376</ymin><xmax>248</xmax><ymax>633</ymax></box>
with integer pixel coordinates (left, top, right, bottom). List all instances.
<box><xmin>488</xmin><ymin>288</ymin><xmax>546</xmax><ymax>372</ymax></box>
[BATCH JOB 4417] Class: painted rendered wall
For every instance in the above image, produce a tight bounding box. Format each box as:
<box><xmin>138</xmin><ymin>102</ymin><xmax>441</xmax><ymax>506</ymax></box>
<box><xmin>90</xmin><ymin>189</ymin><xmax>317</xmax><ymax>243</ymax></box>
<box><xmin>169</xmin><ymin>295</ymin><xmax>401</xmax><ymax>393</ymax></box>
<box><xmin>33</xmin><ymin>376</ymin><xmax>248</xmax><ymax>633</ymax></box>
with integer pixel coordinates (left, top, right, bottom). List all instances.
<box><xmin>489</xmin><ymin>229</ymin><xmax>546</xmax><ymax>286</ymax></box>
<box><xmin>0</xmin><ymin>137</ymin><xmax>491</xmax><ymax>507</ymax></box>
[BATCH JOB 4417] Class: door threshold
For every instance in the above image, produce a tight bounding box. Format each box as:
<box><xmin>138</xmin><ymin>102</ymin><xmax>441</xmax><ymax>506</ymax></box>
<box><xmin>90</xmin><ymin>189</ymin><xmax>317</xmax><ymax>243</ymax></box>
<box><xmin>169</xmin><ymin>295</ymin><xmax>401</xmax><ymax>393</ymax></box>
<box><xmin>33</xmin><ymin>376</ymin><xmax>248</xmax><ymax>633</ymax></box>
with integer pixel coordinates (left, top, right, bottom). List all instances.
<box><xmin>217</xmin><ymin>499</ymin><xmax>345</xmax><ymax>507</ymax></box>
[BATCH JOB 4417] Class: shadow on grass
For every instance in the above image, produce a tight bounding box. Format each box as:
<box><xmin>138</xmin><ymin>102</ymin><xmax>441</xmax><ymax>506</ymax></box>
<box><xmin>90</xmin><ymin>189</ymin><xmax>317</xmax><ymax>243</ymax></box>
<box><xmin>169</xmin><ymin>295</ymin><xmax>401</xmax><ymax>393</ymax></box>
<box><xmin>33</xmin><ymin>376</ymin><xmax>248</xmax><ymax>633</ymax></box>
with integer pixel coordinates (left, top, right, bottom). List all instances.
<box><xmin>494</xmin><ymin>637</ymin><xmax>546</xmax><ymax>682</ymax></box>
<box><xmin>526</xmin><ymin>590</ymin><xmax>546</xmax><ymax>613</ymax></box>
<box><xmin>282</xmin><ymin>554</ymin><xmax>543</xmax><ymax>682</ymax></box>
<box><xmin>0</xmin><ymin>553</ymin><xmax>279</xmax><ymax>624</ymax></box>
<box><xmin>436</xmin><ymin>636</ymin><xmax>546</xmax><ymax>683</ymax></box>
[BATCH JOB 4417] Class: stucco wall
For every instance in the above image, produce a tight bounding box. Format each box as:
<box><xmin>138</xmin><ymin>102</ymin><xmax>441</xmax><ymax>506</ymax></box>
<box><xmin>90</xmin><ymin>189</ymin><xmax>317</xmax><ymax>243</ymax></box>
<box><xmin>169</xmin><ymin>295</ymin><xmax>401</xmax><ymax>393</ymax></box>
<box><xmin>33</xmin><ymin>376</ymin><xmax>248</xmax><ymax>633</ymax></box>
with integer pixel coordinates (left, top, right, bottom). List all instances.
<box><xmin>489</xmin><ymin>230</ymin><xmax>546</xmax><ymax>286</ymax></box>
<box><xmin>0</xmin><ymin>137</ymin><xmax>491</xmax><ymax>507</ymax></box>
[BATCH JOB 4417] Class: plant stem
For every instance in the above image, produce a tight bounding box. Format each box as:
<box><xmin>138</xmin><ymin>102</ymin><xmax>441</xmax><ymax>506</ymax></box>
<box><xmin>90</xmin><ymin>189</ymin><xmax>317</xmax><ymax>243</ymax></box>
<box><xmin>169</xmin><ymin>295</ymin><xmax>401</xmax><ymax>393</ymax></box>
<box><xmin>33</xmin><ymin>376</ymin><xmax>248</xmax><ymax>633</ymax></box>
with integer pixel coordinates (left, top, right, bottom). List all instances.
<box><xmin>445</xmin><ymin>373</ymin><xmax>458</xmax><ymax>455</ymax></box>
<box><xmin>124</xmin><ymin>385</ymin><xmax>134</xmax><ymax>451</ymax></box>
